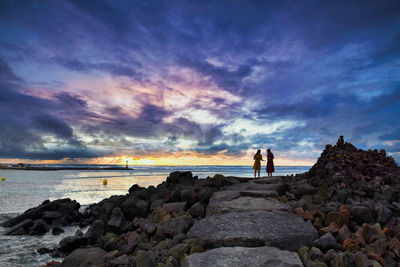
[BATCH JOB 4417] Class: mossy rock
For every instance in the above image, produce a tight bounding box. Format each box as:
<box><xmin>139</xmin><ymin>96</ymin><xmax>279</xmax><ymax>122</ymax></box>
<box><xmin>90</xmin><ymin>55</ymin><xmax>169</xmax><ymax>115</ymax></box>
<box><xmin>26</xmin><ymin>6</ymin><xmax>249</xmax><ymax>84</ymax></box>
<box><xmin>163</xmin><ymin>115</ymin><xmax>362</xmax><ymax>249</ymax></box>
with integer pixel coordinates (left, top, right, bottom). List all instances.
<box><xmin>151</xmin><ymin>206</ymin><xmax>171</xmax><ymax>224</ymax></box>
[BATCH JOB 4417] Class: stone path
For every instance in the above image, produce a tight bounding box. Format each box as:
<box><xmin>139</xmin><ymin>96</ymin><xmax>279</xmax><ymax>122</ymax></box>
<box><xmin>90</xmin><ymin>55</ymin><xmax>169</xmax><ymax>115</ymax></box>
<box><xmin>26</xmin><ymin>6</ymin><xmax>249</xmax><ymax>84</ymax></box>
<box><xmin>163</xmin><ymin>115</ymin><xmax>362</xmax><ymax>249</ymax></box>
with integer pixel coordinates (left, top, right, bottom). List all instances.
<box><xmin>183</xmin><ymin>246</ymin><xmax>303</xmax><ymax>267</ymax></box>
<box><xmin>186</xmin><ymin>176</ymin><xmax>316</xmax><ymax>266</ymax></box>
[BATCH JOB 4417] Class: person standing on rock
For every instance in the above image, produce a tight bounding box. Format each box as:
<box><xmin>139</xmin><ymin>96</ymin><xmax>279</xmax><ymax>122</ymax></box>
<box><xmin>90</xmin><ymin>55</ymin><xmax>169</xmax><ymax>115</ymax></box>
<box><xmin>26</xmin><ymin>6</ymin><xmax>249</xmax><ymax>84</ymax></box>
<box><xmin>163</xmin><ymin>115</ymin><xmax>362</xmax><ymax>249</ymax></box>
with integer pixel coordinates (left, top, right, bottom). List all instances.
<box><xmin>266</xmin><ymin>149</ymin><xmax>274</xmax><ymax>177</ymax></box>
<box><xmin>253</xmin><ymin>149</ymin><xmax>263</xmax><ymax>178</ymax></box>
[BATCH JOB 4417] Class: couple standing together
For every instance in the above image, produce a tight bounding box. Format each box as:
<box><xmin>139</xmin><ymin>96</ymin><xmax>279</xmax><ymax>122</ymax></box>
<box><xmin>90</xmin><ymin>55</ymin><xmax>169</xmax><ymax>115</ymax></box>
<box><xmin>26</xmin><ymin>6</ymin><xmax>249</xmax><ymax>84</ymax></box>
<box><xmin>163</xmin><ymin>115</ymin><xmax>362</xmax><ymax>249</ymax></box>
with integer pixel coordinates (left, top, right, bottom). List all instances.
<box><xmin>253</xmin><ymin>149</ymin><xmax>274</xmax><ymax>178</ymax></box>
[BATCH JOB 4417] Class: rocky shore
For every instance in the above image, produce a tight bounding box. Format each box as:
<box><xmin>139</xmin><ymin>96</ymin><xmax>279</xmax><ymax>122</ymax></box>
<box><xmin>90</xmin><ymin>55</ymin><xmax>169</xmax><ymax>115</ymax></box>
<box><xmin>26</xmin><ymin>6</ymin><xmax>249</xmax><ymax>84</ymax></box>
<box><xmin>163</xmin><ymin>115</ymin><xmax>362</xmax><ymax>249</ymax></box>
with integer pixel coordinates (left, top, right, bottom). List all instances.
<box><xmin>2</xmin><ymin>137</ymin><xmax>400</xmax><ymax>266</ymax></box>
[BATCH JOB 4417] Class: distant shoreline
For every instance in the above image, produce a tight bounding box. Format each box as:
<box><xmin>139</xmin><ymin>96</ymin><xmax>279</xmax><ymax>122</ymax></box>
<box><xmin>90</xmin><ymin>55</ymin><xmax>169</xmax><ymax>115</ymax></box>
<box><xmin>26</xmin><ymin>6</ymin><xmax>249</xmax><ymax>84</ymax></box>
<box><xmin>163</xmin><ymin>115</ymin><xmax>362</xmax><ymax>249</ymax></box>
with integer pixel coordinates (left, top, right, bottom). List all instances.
<box><xmin>0</xmin><ymin>166</ymin><xmax>133</xmax><ymax>171</ymax></box>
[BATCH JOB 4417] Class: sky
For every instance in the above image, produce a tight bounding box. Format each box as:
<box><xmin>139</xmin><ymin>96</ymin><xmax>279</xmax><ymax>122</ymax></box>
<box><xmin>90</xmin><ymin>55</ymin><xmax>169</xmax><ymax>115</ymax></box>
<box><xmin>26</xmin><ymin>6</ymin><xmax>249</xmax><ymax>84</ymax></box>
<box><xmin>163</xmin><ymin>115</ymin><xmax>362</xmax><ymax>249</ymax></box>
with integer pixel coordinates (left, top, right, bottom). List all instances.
<box><xmin>0</xmin><ymin>0</ymin><xmax>399</xmax><ymax>166</ymax></box>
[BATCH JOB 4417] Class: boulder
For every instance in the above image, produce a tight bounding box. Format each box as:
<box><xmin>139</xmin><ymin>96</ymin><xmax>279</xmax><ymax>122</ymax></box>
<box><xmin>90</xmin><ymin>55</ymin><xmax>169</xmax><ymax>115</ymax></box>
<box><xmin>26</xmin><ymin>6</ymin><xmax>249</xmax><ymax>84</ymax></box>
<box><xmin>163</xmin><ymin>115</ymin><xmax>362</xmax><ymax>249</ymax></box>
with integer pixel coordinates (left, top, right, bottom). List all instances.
<box><xmin>5</xmin><ymin>219</ymin><xmax>33</xmax><ymax>235</ymax></box>
<box><xmin>183</xmin><ymin>246</ymin><xmax>303</xmax><ymax>267</ymax></box>
<box><xmin>107</xmin><ymin>207</ymin><xmax>126</xmax><ymax>233</ymax></box>
<box><xmin>188</xmin><ymin>202</ymin><xmax>205</xmax><ymax>218</ymax></box>
<box><xmin>42</xmin><ymin>211</ymin><xmax>63</xmax><ymax>224</ymax></box>
<box><xmin>351</xmin><ymin>206</ymin><xmax>375</xmax><ymax>224</ymax></box>
<box><xmin>313</xmin><ymin>233</ymin><xmax>339</xmax><ymax>251</ymax></box>
<box><xmin>181</xmin><ymin>190</ymin><xmax>199</xmax><ymax>207</ymax></box>
<box><xmin>166</xmin><ymin>171</ymin><xmax>197</xmax><ymax>188</ymax></box>
<box><xmin>156</xmin><ymin>215</ymin><xmax>194</xmax><ymax>238</ymax></box>
<box><xmin>99</xmin><ymin>232</ymin><xmax>125</xmax><ymax>252</ymax></box>
<box><xmin>85</xmin><ymin>220</ymin><xmax>106</xmax><ymax>244</ymax></box>
<box><xmin>61</xmin><ymin>247</ymin><xmax>107</xmax><ymax>267</ymax></box>
<box><xmin>52</xmin><ymin>226</ymin><xmax>64</xmax><ymax>235</ymax></box>
<box><xmin>187</xmin><ymin>210</ymin><xmax>318</xmax><ymax>251</ymax></box>
<box><xmin>121</xmin><ymin>196</ymin><xmax>149</xmax><ymax>220</ymax></box>
<box><xmin>163</xmin><ymin>202</ymin><xmax>187</xmax><ymax>214</ymax></box>
<box><xmin>59</xmin><ymin>236</ymin><xmax>85</xmax><ymax>252</ymax></box>
<box><xmin>2</xmin><ymin>198</ymin><xmax>80</xmax><ymax>228</ymax></box>
<box><xmin>29</xmin><ymin>219</ymin><xmax>49</xmax><ymax>235</ymax></box>
<box><xmin>108</xmin><ymin>254</ymin><xmax>133</xmax><ymax>267</ymax></box>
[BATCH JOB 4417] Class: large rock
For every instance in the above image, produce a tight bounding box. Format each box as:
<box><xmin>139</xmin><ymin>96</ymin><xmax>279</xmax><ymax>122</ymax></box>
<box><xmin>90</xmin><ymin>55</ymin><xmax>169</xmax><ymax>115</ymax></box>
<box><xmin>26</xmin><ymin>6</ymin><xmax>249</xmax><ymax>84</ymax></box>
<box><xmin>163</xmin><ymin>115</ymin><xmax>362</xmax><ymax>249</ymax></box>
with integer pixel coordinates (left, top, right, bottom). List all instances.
<box><xmin>107</xmin><ymin>207</ymin><xmax>126</xmax><ymax>233</ymax></box>
<box><xmin>61</xmin><ymin>247</ymin><xmax>107</xmax><ymax>267</ymax></box>
<box><xmin>166</xmin><ymin>171</ymin><xmax>197</xmax><ymax>188</ymax></box>
<box><xmin>183</xmin><ymin>246</ymin><xmax>303</xmax><ymax>267</ymax></box>
<box><xmin>121</xmin><ymin>196</ymin><xmax>149</xmax><ymax>220</ymax></box>
<box><xmin>207</xmin><ymin>194</ymin><xmax>290</xmax><ymax>215</ymax></box>
<box><xmin>156</xmin><ymin>215</ymin><xmax>194</xmax><ymax>238</ymax></box>
<box><xmin>59</xmin><ymin>236</ymin><xmax>85</xmax><ymax>253</ymax></box>
<box><xmin>2</xmin><ymin>198</ymin><xmax>81</xmax><ymax>235</ymax></box>
<box><xmin>187</xmin><ymin>210</ymin><xmax>318</xmax><ymax>251</ymax></box>
<box><xmin>85</xmin><ymin>220</ymin><xmax>106</xmax><ymax>244</ymax></box>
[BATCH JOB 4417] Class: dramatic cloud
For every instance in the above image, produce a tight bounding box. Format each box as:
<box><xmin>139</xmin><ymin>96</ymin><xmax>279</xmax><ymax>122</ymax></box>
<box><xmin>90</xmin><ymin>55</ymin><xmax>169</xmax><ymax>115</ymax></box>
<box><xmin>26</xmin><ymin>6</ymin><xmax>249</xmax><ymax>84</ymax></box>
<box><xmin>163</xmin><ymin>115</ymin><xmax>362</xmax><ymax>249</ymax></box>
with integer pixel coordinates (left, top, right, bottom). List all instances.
<box><xmin>0</xmin><ymin>0</ymin><xmax>399</xmax><ymax>163</ymax></box>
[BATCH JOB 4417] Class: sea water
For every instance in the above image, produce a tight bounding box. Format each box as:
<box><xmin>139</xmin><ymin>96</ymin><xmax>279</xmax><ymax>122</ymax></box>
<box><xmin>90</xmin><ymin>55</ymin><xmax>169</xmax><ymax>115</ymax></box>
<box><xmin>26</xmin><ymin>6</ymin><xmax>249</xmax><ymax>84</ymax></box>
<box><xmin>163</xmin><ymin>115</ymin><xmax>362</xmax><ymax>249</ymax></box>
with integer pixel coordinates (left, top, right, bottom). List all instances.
<box><xmin>0</xmin><ymin>165</ymin><xmax>309</xmax><ymax>266</ymax></box>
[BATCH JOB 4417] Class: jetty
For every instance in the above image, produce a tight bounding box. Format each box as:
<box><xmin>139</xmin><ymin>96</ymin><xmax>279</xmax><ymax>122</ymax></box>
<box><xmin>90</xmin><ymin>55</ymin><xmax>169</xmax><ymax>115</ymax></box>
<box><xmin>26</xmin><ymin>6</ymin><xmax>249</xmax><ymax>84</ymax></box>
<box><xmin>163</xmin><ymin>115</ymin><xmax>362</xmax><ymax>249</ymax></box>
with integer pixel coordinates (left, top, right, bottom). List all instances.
<box><xmin>2</xmin><ymin>137</ymin><xmax>400</xmax><ymax>266</ymax></box>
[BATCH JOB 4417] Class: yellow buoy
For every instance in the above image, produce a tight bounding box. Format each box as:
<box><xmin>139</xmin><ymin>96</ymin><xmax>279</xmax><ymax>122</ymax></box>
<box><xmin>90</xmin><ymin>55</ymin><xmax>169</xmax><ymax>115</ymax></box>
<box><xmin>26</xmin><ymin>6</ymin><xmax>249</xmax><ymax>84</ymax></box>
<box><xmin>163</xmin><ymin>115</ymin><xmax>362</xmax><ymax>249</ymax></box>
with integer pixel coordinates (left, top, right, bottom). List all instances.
<box><xmin>1</xmin><ymin>176</ymin><xmax>5</xmax><ymax>181</ymax></box>
<box><xmin>103</xmin><ymin>179</ymin><xmax>107</xmax><ymax>185</ymax></box>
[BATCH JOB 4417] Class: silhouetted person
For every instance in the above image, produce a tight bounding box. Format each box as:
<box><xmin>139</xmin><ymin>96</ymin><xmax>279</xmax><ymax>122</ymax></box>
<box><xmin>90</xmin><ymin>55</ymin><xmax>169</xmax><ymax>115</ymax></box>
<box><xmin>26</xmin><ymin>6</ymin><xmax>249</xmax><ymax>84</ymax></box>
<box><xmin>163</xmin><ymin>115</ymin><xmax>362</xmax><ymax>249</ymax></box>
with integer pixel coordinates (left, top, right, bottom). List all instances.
<box><xmin>337</xmin><ymin>136</ymin><xmax>344</xmax><ymax>146</ymax></box>
<box><xmin>266</xmin><ymin>149</ymin><xmax>274</xmax><ymax>177</ymax></box>
<box><xmin>253</xmin><ymin>149</ymin><xmax>263</xmax><ymax>178</ymax></box>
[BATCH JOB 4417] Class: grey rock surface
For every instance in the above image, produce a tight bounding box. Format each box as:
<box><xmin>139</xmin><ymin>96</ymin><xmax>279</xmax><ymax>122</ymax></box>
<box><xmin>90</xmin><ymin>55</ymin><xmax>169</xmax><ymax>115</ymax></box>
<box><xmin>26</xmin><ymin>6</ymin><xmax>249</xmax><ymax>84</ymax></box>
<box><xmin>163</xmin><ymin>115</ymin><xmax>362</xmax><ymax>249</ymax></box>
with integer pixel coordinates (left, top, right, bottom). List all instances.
<box><xmin>61</xmin><ymin>247</ymin><xmax>107</xmax><ymax>267</ymax></box>
<box><xmin>207</xmin><ymin>196</ymin><xmax>290</xmax><ymax>215</ymax></box>
<box><xmin>187</xmin><ymin>210</ymin><xmax>318</xmax><ymax>251</ymax></box>
<box><xmin>183</xmin><ymin>246</ymin><xmax>303</xmax><ymax>267</ymax></box>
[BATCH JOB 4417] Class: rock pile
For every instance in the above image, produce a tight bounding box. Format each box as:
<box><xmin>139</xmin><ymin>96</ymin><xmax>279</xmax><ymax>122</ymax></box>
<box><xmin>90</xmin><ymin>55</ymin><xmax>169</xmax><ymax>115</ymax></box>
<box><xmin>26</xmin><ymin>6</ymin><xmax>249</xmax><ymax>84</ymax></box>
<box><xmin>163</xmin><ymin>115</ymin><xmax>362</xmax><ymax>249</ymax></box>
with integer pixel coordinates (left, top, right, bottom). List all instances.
<box><xmin>2</xmin><ymin>198</ymin><xmax>82</xmax><ymax>235</ymax></box>
<box><xmin>283</xmin><ymin>137</ymin><xmax>400</xmax><ymax>266</ymax></box>
<box><xmin>5</xmin><ymin>137</ymin><xmax>399</xmax><ymax>267</ymax></box>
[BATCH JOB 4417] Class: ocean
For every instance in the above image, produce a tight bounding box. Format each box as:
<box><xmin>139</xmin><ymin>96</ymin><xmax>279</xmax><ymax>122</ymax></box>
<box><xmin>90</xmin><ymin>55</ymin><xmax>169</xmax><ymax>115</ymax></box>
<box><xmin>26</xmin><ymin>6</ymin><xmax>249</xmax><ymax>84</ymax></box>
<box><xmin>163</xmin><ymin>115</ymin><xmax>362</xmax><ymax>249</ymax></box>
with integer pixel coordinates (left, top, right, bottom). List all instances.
<box><xmin>0</xmin><ymin>165</ymin><xmax>309</xmax><ymax>266</ymax></box>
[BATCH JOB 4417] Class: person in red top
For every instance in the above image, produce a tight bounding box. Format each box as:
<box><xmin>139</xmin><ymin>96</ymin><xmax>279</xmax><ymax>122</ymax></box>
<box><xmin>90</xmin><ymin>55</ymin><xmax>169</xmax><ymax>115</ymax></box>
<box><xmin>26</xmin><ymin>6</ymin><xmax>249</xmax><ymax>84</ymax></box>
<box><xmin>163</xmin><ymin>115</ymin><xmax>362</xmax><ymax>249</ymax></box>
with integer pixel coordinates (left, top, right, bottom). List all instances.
<box><xmin>266</xmin><ymin>149</ymin><xmax>274</xmax><ymax>177</ymax></box>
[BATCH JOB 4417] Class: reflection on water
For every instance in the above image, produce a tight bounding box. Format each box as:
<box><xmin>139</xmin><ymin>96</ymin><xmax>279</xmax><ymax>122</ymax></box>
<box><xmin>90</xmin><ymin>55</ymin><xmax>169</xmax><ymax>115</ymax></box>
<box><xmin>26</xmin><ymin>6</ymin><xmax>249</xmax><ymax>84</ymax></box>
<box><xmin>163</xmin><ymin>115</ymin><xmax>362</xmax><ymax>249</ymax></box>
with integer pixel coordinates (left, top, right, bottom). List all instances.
<box><xmin>0</xmin><ymin>165</ymin><xmax>310</xmax><ymax>214</ymax></box>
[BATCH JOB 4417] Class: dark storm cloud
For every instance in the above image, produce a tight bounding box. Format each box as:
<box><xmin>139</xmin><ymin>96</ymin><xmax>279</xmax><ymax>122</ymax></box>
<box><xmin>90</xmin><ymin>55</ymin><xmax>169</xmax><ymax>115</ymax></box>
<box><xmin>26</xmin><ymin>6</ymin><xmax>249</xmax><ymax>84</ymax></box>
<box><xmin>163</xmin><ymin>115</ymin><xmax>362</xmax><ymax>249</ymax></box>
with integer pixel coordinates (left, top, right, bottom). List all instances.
<box><xmin>0</xmin><ymin>0</ymin><xmax>400</xmax><ymax>161</ymax></box>
<box><xmin>0</xmin><ymin>60</ymin><xmax>104</xmax><ymax>159</ymax></box>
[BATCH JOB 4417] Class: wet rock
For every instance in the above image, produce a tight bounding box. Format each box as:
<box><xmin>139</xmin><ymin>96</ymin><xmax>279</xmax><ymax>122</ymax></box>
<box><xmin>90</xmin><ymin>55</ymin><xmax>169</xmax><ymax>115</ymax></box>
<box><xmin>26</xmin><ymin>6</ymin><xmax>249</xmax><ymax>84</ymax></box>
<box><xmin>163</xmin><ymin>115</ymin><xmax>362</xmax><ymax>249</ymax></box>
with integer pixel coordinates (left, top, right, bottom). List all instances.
<box><xmin>107</xmin><ymin>207</ymin><xmax>126</xmax><ymax>234</ymax></box>
<box><xmin>37</xmin><ymin>247</ymin><xmax>53</xmax><ymax>254</ymax></box>
<box><xmin>60</xmin><ymin>247</ymin><xmax>107</xmax><ymax>267</ymax></box>
<box><xmin>29</xmin><ymin>219</ymin><xmax>49</xmax><ymax>235</ymax></box>
<box><xmin>2</xmin><ymin>198</ymin><xmax>80</xmax><ymax>231</ymax></box>
<box><xmin>42</xmin><ymin>260</ymin><xmax>61</xmax><ymax>267</ymax></box>
<box><xmin>59</xmin><ymin>236</ymin><xmax>85</xmax><ymax>253</ymax></box>
<box><xmin>85</xmin><ymin>220</ymin><xmax>106</xmax><ymax>244</ymax></box>
<box><xmin>183</xmin><ymin>246</ymin><xmax>303</xmax><ymax>267</ymax></box>
<box><xmin>52</xmin><ymin>226</ymin><xmax>64</xmax><ymax>235</ymax></box>
<box><xmin>313</xmin><ymin>233</ymin><xmax>339</xmax><ymax>251</ymax></box>
<box><xmin>187</xmin><ymin>210</ymin><xmax>318</xmax><ymax>251</ymax></box>
<box><xmin>42</xmin><ymin>211</ymin><xmax>63</xmax><ymax>224</ymax></box>
<box><xmin>5</xmin><ymin>219</ymin><xmax>33</xmax><ymax>235</ymax></box>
